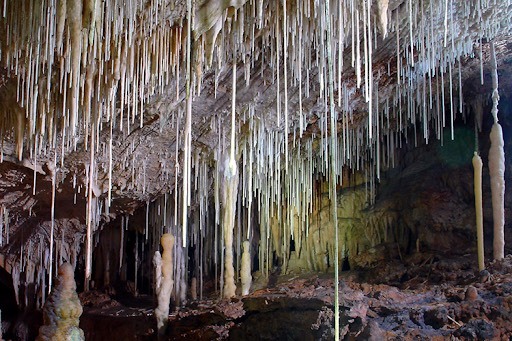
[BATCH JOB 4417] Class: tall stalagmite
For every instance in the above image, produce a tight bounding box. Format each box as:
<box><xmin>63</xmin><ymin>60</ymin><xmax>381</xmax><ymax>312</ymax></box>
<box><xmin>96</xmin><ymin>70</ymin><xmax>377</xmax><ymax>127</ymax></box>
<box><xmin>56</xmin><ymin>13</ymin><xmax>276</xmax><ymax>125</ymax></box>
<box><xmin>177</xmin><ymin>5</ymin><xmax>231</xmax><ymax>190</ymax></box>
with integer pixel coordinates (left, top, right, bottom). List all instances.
<box><xmin>241</xmin><ymin>240</ymin><xmax>252</xmax><ymax>296</ymax></box>
<box><xmin>154</xmin><ymin>233</ymin><xmax>175</xmax><ymax>336</ymax></box>
<box><xmin>222</xmin><ymin>156</ymin><xmax>239</xmax><ymax>299</ymax></box>
<box><xmin>488</xmin><ymin>42</ymin><xmax>505</xmax><ymax>260</ymax></box>
<box><xmin>472</xmin><ymin>152</ymin><xmax>485</xmax><ymax>270</ymax></box>
<box><xmin>37</xmin><ymin>263</ymin><xmax>84</xmax><ymax>341</ymax></box>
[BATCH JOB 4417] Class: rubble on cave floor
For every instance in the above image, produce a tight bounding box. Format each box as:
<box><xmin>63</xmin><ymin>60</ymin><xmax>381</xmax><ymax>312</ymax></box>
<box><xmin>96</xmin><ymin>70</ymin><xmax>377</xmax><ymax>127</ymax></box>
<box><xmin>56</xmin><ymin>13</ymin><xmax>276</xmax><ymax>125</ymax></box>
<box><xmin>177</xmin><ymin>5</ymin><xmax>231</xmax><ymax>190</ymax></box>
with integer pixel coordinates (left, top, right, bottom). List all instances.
<box><xmin>68</xmin><ymin>254</ymin><xmax>512</xmax><ymax>340</ymax></box>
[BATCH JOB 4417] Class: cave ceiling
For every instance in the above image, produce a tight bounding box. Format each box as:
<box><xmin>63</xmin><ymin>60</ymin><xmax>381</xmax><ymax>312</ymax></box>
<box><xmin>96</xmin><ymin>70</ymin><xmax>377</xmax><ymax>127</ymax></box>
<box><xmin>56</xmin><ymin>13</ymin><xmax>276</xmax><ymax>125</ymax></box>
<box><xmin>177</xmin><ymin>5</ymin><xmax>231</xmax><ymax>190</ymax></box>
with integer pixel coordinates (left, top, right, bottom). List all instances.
<box><xmin>0</xmin><ymin>0</ymin><xmax>511</xmax><ymax>260</ymax></box>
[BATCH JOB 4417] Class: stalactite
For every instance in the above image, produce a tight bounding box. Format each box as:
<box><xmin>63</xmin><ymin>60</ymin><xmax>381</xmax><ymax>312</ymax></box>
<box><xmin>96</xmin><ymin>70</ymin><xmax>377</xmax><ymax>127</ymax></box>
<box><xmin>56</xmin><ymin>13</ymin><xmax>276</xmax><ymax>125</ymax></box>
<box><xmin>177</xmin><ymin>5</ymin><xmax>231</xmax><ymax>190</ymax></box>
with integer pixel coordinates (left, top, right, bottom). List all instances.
<box><xmin>84</xmin><ymin>114</ymin><xmax>96</xmax><ymax>291</ymax></box>
<box><xmin>377</xmin><ymin>0</ymin><xmax>389</xmax><ymax>39</ymax></box>
<box><xmin>48</xmin><ymin>155</ymin><xmax>57</xmax><ymax>293</ymax></box>
<box><xmin>67</xmin><ymin>0</ymin><xmax>82</xmax><ymax>139</ymax></box>
<box><xmin>324</xmin><ymin>0</ymin><xmax>340</xmax><ymax>338</ymax></box>
<box><xmin>182</xmin><ymin>0</ymin><xmax>193</xmax><ymax>248</ymax></box>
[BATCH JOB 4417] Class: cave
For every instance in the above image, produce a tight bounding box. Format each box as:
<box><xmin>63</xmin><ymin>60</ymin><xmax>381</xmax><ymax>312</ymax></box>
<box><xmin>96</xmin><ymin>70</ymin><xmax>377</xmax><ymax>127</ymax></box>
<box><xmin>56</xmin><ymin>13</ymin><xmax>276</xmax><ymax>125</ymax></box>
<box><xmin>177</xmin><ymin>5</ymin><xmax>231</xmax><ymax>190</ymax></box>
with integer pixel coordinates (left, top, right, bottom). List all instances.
<box><xmin>1</xmin><ymin>0</ymin><xmax>512</xmax><ymax>340</ymax></box>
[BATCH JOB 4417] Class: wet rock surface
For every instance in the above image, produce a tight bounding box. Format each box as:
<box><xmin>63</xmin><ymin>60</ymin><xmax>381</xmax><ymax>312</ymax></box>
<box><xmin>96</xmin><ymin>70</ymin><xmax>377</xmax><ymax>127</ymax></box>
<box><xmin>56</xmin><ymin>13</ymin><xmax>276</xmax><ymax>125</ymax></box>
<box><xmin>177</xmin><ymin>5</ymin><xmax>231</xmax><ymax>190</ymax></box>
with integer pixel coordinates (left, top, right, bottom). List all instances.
<box><xmin>4</xmin><ymin>253</ymin><xmax>512</xmax><ymax>340</ymax></box>
<box><xmin>77</xmin><ymin>255</ymin><xmax>512</xmax><ymax>340</ymax></box>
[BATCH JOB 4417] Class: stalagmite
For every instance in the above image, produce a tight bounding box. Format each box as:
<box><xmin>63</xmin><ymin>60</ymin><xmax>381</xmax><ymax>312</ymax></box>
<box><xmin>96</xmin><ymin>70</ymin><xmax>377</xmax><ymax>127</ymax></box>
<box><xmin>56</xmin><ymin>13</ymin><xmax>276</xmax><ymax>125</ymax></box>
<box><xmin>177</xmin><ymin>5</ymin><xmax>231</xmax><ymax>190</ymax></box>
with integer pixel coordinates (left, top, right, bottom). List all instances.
<box><xmin>190</xmin><ymin>277</ymin><xmax>197</xmax><ymax>300</ymax></box>
<box><xmin>488</xmin><ymin>41</ymin><xmax>505</xmax><ymax>261</ymax></box>
<box><xmin>222</xmin><ymin>151</ymin><xmax>239</xmax><ymax>299</ymax></box>
<box><xmin>154</xmin><ymin>233</ymin><xmax>175</xmax><ymax>336</ymax></box>
<box><xmin>472</xmin><ymin>152</ymin><xmax>485</xmax><ymax>271</ymax></box>
<box><xmin>153</xmin><ymin>251</ymin><xmax>162</xmax><ymax>294</ymax></box>
<box><xmin>220</xmin><ymin>57</ymin><xmax>240</xmax><ymax>299</ymax></box>
<box><xmin>179</xmin><ymin>250</ymin><xmax>187</xmax><ymax>305</ymax></box>
<box><xmin>240</xmin><ymin>240</ymin><xmax>251</xmax><ymax>296</ymax></box>
<box><xmin>37</xmin><ymin>263</ymin><xmax>84</xmax><ymax>341</ymax></box>
<box><xmin>135</xmin><ymin>233</ymin><xmax>139</xmax><ymax>294</ymax></box>
<box><xmin>119</xmin><ymin>217</ymin><xmax>124</xmax><ymax>270</ymax></box>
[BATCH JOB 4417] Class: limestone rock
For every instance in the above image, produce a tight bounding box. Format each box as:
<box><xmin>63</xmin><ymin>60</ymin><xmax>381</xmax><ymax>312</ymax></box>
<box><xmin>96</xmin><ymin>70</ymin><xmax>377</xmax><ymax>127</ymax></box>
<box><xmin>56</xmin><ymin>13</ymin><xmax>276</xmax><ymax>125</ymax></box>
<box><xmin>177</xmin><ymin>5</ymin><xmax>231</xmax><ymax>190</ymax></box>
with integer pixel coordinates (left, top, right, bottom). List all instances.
<box><xmin>465</xmin><ymin>286</ymin><xmax>479</xmax><ymax>301</ymax></box>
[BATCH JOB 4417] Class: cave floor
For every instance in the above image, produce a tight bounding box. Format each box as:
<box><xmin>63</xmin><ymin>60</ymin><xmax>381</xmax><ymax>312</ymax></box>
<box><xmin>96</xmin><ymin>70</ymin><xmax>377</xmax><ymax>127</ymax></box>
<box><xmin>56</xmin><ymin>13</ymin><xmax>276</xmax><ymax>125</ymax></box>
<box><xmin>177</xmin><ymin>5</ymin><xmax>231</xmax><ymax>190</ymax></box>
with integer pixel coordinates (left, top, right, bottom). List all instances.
<box><xmin>76</xmin><ymin>253</ymin><xmax>512</xmax><ymax>340</ymax></box>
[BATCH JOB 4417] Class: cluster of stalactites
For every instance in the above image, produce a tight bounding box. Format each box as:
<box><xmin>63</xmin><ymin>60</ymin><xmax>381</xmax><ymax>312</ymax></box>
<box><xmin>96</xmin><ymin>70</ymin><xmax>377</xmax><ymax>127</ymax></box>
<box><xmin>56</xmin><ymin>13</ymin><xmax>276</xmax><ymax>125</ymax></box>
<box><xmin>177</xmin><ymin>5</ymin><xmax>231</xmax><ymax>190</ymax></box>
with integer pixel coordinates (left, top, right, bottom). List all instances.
<box><xmin>0</xmin><ymin>0</ymin><xmax>248</xmax><ymax>162</ymax></box>
<box><xmin>1</xmin><ymin>0</ymin><xmax>509</xmax><ymax>162</ymax></box>
<box><xmin>6</xmin><ymin>218</ymin><xmax>83</xmax><ymax>309</ymax></box>
<box><xmin>0</xmin><ymin>0</ymin><xmax>507</xmax><ymax>222</ymax></box>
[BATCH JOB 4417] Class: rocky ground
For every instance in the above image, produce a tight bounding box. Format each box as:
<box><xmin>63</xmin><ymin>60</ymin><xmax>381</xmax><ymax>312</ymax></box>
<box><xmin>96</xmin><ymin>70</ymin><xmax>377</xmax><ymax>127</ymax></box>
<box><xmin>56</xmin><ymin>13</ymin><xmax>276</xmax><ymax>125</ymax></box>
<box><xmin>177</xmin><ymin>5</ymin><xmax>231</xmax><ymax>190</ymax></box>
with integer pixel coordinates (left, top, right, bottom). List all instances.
<box><xmin>3</xmin><ymin>252</ymin><xmax>512</xmax><ymax>340</ymax></box>
<box><xmin>61</xmin><ymin>252</ymin><xmax>512</xmax><ymax>340</ymax></box>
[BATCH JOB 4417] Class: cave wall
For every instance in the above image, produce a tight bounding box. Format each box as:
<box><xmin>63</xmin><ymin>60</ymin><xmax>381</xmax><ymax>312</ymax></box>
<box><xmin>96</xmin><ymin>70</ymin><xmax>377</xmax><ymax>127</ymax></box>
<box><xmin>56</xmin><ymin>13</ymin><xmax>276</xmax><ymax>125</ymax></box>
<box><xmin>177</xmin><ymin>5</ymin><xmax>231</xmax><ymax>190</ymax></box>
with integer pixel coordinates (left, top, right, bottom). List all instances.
<box><xmin>276</xmin><ymin>97</ymin><xmax>512</xmax><ymax>274</ymax></box>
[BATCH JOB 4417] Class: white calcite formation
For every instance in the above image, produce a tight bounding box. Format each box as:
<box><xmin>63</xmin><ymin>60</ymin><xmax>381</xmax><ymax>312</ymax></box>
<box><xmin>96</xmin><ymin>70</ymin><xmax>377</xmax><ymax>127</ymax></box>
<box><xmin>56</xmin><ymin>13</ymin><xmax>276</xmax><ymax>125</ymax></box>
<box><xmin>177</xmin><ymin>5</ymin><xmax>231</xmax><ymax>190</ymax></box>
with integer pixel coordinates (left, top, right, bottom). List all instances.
<box><xmin>241</xmin><ymin>240</ymin><xmax>252</xmax><ymax>296</ymax></box>
<box><xmin>377</xmin><ymin>0</ymin><xmax>389</xmax><ymax>39</ymax></box>
<box><xmin>222</xmin><ymin>155</ymin><xmax>239</xmax><ymax>299</ymax></box>
<box><xmin>154</xmin><ymin>233</ymin><xmax>175</xmax><ymax>335</ymax></box>
<box><xmin>37</xmin><ymin>263</ymin><xmax>84</xmax><ymax>341</ymax></box>
<box><xmin>489</xmin><ymin>42</ymin><xmax>506</xmax><ymax>261</ymax></box>
<box><xmin>472</xmin><ymin>152</ymin><xmax>485</xmax><ymax>271</ymax></box>
<box><xmin>489</xmin><ymin>123</ymin><xmax>505</xmax><ymax>260</ymax></box>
